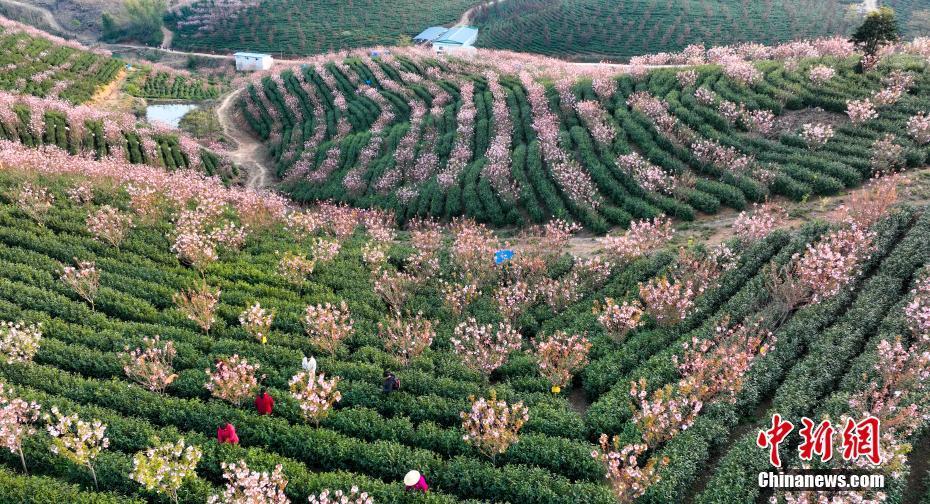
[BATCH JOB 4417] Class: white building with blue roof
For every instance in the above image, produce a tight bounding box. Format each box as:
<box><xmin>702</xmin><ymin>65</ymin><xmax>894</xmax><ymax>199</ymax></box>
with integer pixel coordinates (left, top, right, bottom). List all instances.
<box><xmin>413</xmin><ymin>26</ymin><xmax>479</xmax><ymax>54</ymax></box>
<box><xmin>234</xmin><ymin>52</ymin><xmax>274</xmax><ymax>72</ymax></box>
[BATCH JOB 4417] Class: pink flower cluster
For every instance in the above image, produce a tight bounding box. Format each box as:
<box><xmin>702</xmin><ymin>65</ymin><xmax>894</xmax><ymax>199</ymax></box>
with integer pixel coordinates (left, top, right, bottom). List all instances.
<box><xmin>676</xmin><ymin>70</ymin><xmax>698</xmax><ymax>88</ymax></box>
<box><xmin>905</xmin><ymin>276</ymin><xmax>930</xmax><ymax>339</ymax></box>
<box><xmin>307</xmin><ymin>487</ymin><xmax>373</xmax><ymax>504</ymax></box>
<box><xmin>599</xmin><ymin>215</ymin><xmax>674</xmax><ymax>262</ymax></box>
<box><xmin>15</xmin><ymin>182</ymin><xmax>54</xmax><ymax>224</ymax></box>
<box><xmin>289</xmin><ymin>371</ymin><xmax>342</xmax><ymax>426</ymax></box>
<box><xmin>0</xmin><ymin>382</ymin><xmax>41</xmax><ymax>474</ymax></box>
<box><xmin>60</xmin><ymin>259</ymin><xmax>100</xmax><ymax>310</ymax></box>
<box><xmin>460</xmin><ymin>391</ymin><xmax>529</xmax><ymax>458</ymax></box>
<box><xmin>907</xmin><ymin>112</ymin><xmax>930</xmax><ymax>145</ymax></box>
<box><xmin>833</xmin><ymin>174</ymin><xmax>898</xmax><ymax>229</ymax></box>
<box><xmin>721</xmin><ymin>57</ymin><xmax>762</xmax><ymax>86</ymax></box>
<box><xmin>207</xmin><ymin>461</ymin><xmax>289</xmax><ymax>504</ymax></box>
<box><xmin>378</xmin><ymin>313</ymin><xmax>435</xmax><ymax>364</ymax></box>
<box><xmin>596</xmin><ymin>298</ymin><xmax>644</xmax><ymax>343</ymax></box>
<box><xmin>617</xmin><ymin>153</ymin><xmax>677</xmax><ymax>195</ymax></box>
<box><xmin>205</xmin><ymin>355</ymin><xmax>260</xmax><ymax>405</ymax></box>
<box><xmin>121</xmin><ymin>336</ymin><xmax>178</xmax><ymax>393</ymax></box>
<box><xmin>846</xmin><ymin>99</ymin><xmax>878</xmax><ymax>124</ymax></box>
<box><xmin>451</xmin><ymin>318</ymin><xmax>522</xmax><ymax>376</ymax></box>
<box><xmin>532</xmin><ymin>331</ymin><xmax>591</xmax><ymax>389</ymax></box>
<box><xmin>869</xmin><ymin>134</ymin><xmax>905</xmax><ymax>173</ymax></box>
<box><xmin>239</xmin><ymin>302</ymin><xmax>274</xmax><ymax>344</ymax></box>
<box><xmin>87</xmin><ymin>205</ymin><xmax>133</xmax><ymax>247</ymax></box>
<box><xmin>303</xmin><ymin>301</ymin><xmax>354</xmax><ymax>355</ymax></box>
<box><xmin>808</xmin><ymin>65</ymin><xmax>836</xmax><ymax>85</ymax></box>
<box><xmin>791</xmin><ymin>227</ymin><xmax>875</xmax><ymax>304</ymax></box>
<box><xmin>800</xmin><ymin>123</ymin><xmax>835</xmax><ymax>150</ymax></box>
<box><xmin>174</xmin><ymin>282</ymin><xmax>220</xmax><ymax>334</ymax></box>
<box><xmin>591</xmin><ymin>436</ymin><xmax>663</xmax><ymax>503</ymax></box>
<box><xmin>733</xmin><ymin>202</ymin><xmax>787</xmax><ymax>243</ymax></box>
<box><xmin>691</xmin><ymin>138</ymin><xmax>754</xmax><ymax>174</ymax></box>
<box><xmin>0</xmin><ymin>321</ymin><xmax>41</xmax><ymax>364</ymax></box>
<box><xmin>575</xmin><ymin>100</ymin><xmax>616</xmax><ymax>147</ymax></box>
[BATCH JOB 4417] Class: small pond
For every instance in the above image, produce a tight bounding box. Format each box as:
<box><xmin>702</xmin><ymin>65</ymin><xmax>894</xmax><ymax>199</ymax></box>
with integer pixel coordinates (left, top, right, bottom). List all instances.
<box><xmin>145</xmin><ymin>103</ymin><xmax>199</xmax><ymax>128</ymax></box>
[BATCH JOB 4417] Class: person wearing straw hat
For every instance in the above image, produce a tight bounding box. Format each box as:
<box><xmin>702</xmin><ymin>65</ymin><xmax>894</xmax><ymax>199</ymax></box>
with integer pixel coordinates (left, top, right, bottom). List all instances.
<box><xmin>403</xmin><ymin>470</ymin><xmax>428</xmax><ymax>493</ymax></box>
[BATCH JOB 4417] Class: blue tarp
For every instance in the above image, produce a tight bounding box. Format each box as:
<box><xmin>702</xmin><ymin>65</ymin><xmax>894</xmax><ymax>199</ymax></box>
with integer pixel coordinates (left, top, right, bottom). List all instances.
<box><xmin>494</xmin><ymin>249</ymin><xmax>515</xmax><ymax>265</ymax></box>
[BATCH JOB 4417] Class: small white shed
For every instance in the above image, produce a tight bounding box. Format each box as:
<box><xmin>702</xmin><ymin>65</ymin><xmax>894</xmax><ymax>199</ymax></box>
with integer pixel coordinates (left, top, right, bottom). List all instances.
<box><xmin>431</xmin><ymin>26</ymin><xmax>479</xmax><ymax>54</ymax></box>
<box><xmin>234</xmin><ymin>52</ymin><xmax>274</xmax><ymax>72</ymax></box>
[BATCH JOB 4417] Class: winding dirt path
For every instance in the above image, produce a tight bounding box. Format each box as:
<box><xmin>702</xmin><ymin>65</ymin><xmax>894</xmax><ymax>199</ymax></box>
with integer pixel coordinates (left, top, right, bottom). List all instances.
<box><xmin>215</xmin><ymin>88</ymin><xmax>275</xmax><ymax>189</ymax></box>
<box><xmin>457</xmin><ymin>0</ymin><xmax>505</xmax><ymax>26</ymax></box>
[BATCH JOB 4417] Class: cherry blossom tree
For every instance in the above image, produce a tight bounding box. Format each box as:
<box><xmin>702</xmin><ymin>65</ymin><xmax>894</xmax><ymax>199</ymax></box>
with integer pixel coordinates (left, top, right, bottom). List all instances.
<box><xmin>121</xmin><ymin>335</ymin><xmax>178</xmax><ymax>393</ymax></box>
<box><xmin>278</xmin><ymin>251</ymin><xmax>316</xmax><ymax>288</ymax></box>
<box><xmin>378</xmin><ymin>313</ymin><xmax>435</xmax><ymax>364</ymax></box>
<box><xmin>847</xmin><ymin>98</ymin><xmax>878</xmax><ymax>124</ymax></box>
<box><xmin>599</xmin><ymin>216</ymin><xmax>674</xmax><ymax>263</ymax></box>
<box><xmin>130</xmin><ymin>438</ymin><xmax>202</xmax><ymax>504</ymax></box>
<box><xmin>372</xmin><ymin>269</ymin><xmax>416</xmax><ymax>315</ymax></box>
<box><xmin>460</xmin><ymin>390</ymin><xmax>529</xmax><ymax>461</ymax></box>
<box><xmin>239</xmin><ymin>302</ymin><xmax>274</xmax><ymax>345</ymax></box>
<box><xmin>0</xmin><ymin>321</ymin><xmax>42</xmax><ymax>364</ymax></box>
<box><xmin>906</xmin><ymin>112</ymin><xmax>930</xmax><ymax>145</ymax></box>
<box><xmin>67</xmin><ymin>182</ymin><xmax>94</xmax><ymax>205</ymax></box>
<box><xmin>0</xmin><ymin>382</ymin><xmax>41</xmax><ymax>475</ymax></box>
<box><xmin>303</xmin><ymin>301</ymin><xmax>353</xmax><ymax>356</ymax></box>
<box><xmin>676</xmin><ymin>70</ymin><xmax>698</xmax><ymax>88</ymax></box>
<box><xmin>44</xmin><ymin>407</ymin><xmax>109</xmax><ymax>489</ymax></box>
<box><xmin>800</xmin><ymin>123</ymin><xmax>835</xmax><ymax>149</ymax></box>
<box><xmin>60</xmin><ymin>259</ymin><xmax>100</xmax><ymax>310</ymax></box>
<box><xmin>174</xmin><ymin>282</ymin><xmax>220</xmax><ymax>334</ymax></box>
<box><xmin>596</xmin><ymin>298</ymin><xmax>644</xmax><ymax>343</ymax></box>
<box><xmin>733</xmin><ymin>202</ymin><xmax>786</xmax><ymax>243</ymax></box>
<box><xmin>15</xmin><ymin>182</ymin><xmax>54</xmax><ymax>224</ymax></box>
<box><xmin>591</xmin><ymin>435</ymin><xmax>665</xmax><ymax>503</ymax></box>
<box><xmin>870</xmin><ymin>134</ymin><xmax>905</xmax><ymax>173</ymax></box>
<box><xmin>441</xmin><ymin>281</ymin><xmax>482</xmax><ymax>316</ymax></box>
<box><xmin>638</xmin><ymin>276</ymin><xmax>696</xmax><ymax>327</ymax></box>
<box><xmin>451</xmin><ymin>318</ymin><xmax>522</xmax><ymax>377</ymax></box>
<box><xmin>307</xmin><ymin>487</ymin><xmax>373</xmax><ymax>504</ymax></box>
<box><xmin>205</xmin><ymin>355</ymin><xmax>260</xmax><ymax>405</ymax></box>
<box><xmin>532</xmin><ymin>331</ymin><xmax>591</xmax><ymax>392</ymax></box>
<box><xmin>495</xmin><ymin>280</ymin><xmax>536</xmax><ymax>322</ymax></box>
<box><xmin>207</xmin><ymin>461</ymin><xmax>289</xmax><ymax>504</ymax></box>
<box><xmin>832</xmin><ymin>174</ymin><xmax>898</xmax><ymax>229</ymax></box>
<box><xmin>289</xmin><ymin>371</ymin><xmax>342</xmax><ymax>427</ymax></box>
<box><xmin>808</xmin><ymin>65</ymin><xmax>836</xmax><ymax>85</ymax></box>
<box><xmin>86</xmin><ymin>205</ymin><xmax>133</xmax><ymax>248</ymax></box>
<box><xmin>905</xmin><ymin>275</ymin><xmax>930</xmax><ymax>338</ymax></box>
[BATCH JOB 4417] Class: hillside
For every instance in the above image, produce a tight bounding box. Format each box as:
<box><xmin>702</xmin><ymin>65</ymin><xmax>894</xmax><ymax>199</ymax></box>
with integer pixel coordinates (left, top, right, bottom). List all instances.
<box><xmin>166</xmin><ymin>0</ymin><xmax>481</xmax><ymax>55</ymax></box>
<box><xmin>235</xmin><ymin>42</ymin><xmax>930</xmax><ymax>232</ymax></box>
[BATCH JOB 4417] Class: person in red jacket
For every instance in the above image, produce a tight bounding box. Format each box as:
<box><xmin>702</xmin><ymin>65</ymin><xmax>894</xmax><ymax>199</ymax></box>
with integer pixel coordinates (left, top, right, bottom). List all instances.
<box><xmin>254</xmin><ymin>388</ymin><xmax>274</xmax><ymax>415</ymax></box>
<box><xmin>217</xmin><ymin>421</ymin><xmax>239</xmax><ymax>444</ymax></box>
<box><xmin>403</xmin><ymin>470</ymin><xmax>428</xmax><ymax>493</ymax></box>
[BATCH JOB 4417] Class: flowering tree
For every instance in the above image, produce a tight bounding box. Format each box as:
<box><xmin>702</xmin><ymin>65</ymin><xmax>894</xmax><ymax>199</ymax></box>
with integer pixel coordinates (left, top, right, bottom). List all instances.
<box><xmin>378</xmin><ymin>313</ymin><xmax>435</xmax><ymax>364</ymax></box>
<box><xmin>239</xmin><ymin>303</ymin><xmax>274</xmax><ymax>344</ymax></box>
<box><xmin>174</xmin><ymin>282</ymin><xmax>220</xmax><ymax>334</ymax></box>
<box><xmin>617</xmin><ymin>153</ymin><xmax>677</xmax><ymax>195</ymax></box>
<box><xmin>278</xmin><ymin>251</ymin><xmax>316</xmax><ymax>287</ymax></box>
<box><xmin>207</xmin><ymin>461</ymin><xmax>290</xmax><ymax>504</ymax></box>
<box><xmin>532</xmin><ymin>331</ymin><xmax>591</xmax><ymax>392</ymax></box>
<box><xmin>0</xmin><ymin>382</ymin><xmax>41</xmax><ymax>475</ymax></box>
<box><xmin>304</xmin><ymin>301</ymin><xmax>353</xmax><ymax>356</ymax></box>
<box><xmin>595</xmin><ymin>298</ymin><xmax>644</xmax><ymax>343</ymax></box>
<box><xmin>591</xmin><ymin>435</ymin><xmax>665</xmax><ymax>503</ymax></box>
<box><xmin>373</xmin><ymin>269</ymin><xmax>416</xmax><ymax>315</ymax></box>
<box><xmin>44</xmin><ymin>407</ymin><xmax>109</xmax><ymax>489</ymax></box>
<box><xmin>307</xmin><ymin>487</ymin><xmax>373</xmax><ymax>504</ymax></box>
<box><xmin>0</xmin><ymin>321</ymin><xmax>42</xmax><ymax>364</ymax></box>
<box><xmin>205</xmin><ymin>355</ymin><xmax>260</xmax><ymax>405</ymax></box>
<box><xmin>15</xmin><ymin>182</ymin><xmax>54</xmax><ymax>224</ymax></box>
<box><xmin>733</xmin><ymin>202</ymin><xmax>786</xmax><ymax>243</ymax></box>
<box><xmin>60</xmin><ymin>259</ymin><xmax>100</xmax><ymax>310</ymax></box>
<box><xmin>832</xmin><ymin>174</ymin><xmax>898</xmax><ymax>229</ymax></box>
<box><xmin>289</xmin><ymin>371</ymin><xmax>341</xmax><ymax>427</ymax></box>
<box><xmin>130</xmin><ymin>438</ymin><xmax>202</xmax><ymax>504</ymax></box>
<box><xmin>799</xmin><ymin>123</ymin><xmax>835</xmax><ymax>149</ymax></box>
<box><xmin>451</xmin><ymin>318</ymin><xmax>522</xmax><ymax>377</ymax></box>
<box><xmin>808</xmin><ymin>65</ymin><xmax>836</xmax><ymax>85</ymax></box>
<box><xmin>785</xmin><ymin>227</ymin><xmax>875</xmax><ymax>305</ymax></box>
<box><xmin>870</xmin><ymin>134</ymin><xmax>905</xmax><ymax>173</ymax></box>
<box><xmin>86</xmin><ymin>205</ymin><xmax>133</xmax><ymax>248</ymax></box>
<box><xmin>460</xmin><ymin>390</ymin><xmax>529</xmax><ymax>461</ymax></box>
<box><xmin>905</xmin><ymin>275</ymin><xmax>930</xmax><ymax>338</ymax></box>
<box><xmin>638</xmin><ymin>276</ymin><xmax>696</xmax><ymax>327</ymax></box>
<box><xmin>906</xmin><ymin>112</ymin><xmax>930</xmax><ymax>145</ymax></box>
<box><xmin>67</xmin><ymin>183</ymin><xmax>94</xmax><ymax>205</ymax></box>
<box><xmin>441</xmin><ymin>281</ymin><xmax>482</xmax><ymax>316</ymax></box>
<box><xmin>599</xmin><ymin>216</ymin><xmax>674</xmax><ymax>263</ymax></box>
<box><xmin>495</xmin><ymin>280</ymin><xmax>536</xmax><ymax>322</ymax></box>
<box><xmin>121</xmin><ymin>336</ymin><xmax>178</xmax><ymax>393</ymax></box>
<box><xmin>847</xmin><ymin>98</ymin><xmax>878</xmax><ymax>124</ymax></box>
<box><xmin>676</xmin><ymin>70</ymin><xmax>698</xmax><ymax>88</ymax></box>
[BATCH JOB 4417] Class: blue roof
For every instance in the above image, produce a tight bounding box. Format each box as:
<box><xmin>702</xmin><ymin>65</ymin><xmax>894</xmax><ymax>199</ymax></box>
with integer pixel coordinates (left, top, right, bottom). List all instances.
<box><xmin>413</xmin><ymin>26</ymin><xmax>448</xmax><ymax>41</ymax></box>
<box><xmin>435</xmin><ymin>26</ymin><xmax>478</xmax><ymax>45</ymax></box>
<box><xmin>234</xmin><ymin>52</ymin><xmax>271</xmax><ymax>58</ymax></box>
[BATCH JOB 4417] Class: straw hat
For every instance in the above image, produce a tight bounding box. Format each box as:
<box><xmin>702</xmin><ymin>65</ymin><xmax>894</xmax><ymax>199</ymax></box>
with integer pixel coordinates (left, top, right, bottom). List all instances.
<box><xmin>403</xmin><ymin>470</ymin><xmax>421</xmax><ymax>486</ymax></box>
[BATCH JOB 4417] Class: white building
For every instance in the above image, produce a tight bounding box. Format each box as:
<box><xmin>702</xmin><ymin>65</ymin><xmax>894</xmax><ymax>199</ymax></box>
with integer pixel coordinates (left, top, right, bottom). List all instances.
<box><xmin>413</xmin><ymin>26</ymin><xmax>479</xmax><ymax>54</ymax></box>
<box><xmin>234</xmin><ymin>52</ymin><xmax>274</xmax><ymax>71</ymax></box>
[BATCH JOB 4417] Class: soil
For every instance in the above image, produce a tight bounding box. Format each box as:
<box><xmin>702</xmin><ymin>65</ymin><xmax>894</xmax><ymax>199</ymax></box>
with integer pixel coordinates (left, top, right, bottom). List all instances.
<box><xmin>215</xmin><ymin>88</ymin><xmax>275</xmax><ymax>189</ymax></box>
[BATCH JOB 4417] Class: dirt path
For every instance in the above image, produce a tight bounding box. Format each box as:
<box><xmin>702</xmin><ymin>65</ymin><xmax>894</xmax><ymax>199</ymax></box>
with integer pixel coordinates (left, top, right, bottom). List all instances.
<box><xmin>458</xmin><ymin>0</ymin><xmax>505</xmax><ymax>26</ymax></box>
<box><xmin>160</xmin><ymin>25</ymin><xmax>174</xmax><ymax>50</ymax></box>
<box><xmin>215</xmin><ymin>88</ymin><xmax>275</xmax><ymax>189</ymax></box>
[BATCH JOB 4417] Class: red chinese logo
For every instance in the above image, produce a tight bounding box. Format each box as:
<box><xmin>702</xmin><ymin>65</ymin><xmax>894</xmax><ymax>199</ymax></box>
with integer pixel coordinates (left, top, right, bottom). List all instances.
<box><xmin>757</xmin><ymin>414</ymin><xmax>794</xmax><ymax>467</ymax></box>
<box><xmin>758</xmin><ymin>414</ymin><xmax>882</xmax><ymax>467</ymax></box>
<box><xmin>798</xmin><ymin>417</ymin><xmax>835</xmax><ymax>462</ymax></box>
<box><xmin>841</xmin><ymin>417</ymin><xmax>882</xmax><ymax>465</ymax></box>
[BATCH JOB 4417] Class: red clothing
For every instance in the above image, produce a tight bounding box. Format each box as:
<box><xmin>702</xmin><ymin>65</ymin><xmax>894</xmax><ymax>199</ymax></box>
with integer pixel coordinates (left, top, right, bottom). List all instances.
<box><xmin>255</xmin><ymin>392</ymin><xmax>274</xmax><ymax>415</ymax></box>
<box><xmin>406</xmin><ymin>475</ymin><xmax>428</xmax><ymax>493</ymax></box>
<box><xmin>217</xmin><ymin>423</ymin><xmax>239</xmax><ymax>444</ymax></box>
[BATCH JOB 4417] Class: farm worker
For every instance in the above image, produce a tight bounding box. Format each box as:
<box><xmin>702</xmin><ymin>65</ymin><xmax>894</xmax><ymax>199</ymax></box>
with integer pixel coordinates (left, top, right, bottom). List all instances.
<box><xmin>382</xmin><ymin>371</ymin><xmax>400</xmax><ymax>394</ymax></box>
<box><xmin>217</xmin><ymin>421</ymin><xmax>239</xmax><ymax>444</ymax></box>
<box><xmin>254</xmin><ymin>388</ymin><xmax>274</xmax><ymax>415</ymax></box>
<box><xmin>403</xmin><ymin>470</ymin><xmax>428</xmax><ymax>493</ymax></box>
<box><xmin>302</xmin><ymin>355</ymin><xmax>317</xmax><ymax>377</ymax></box>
